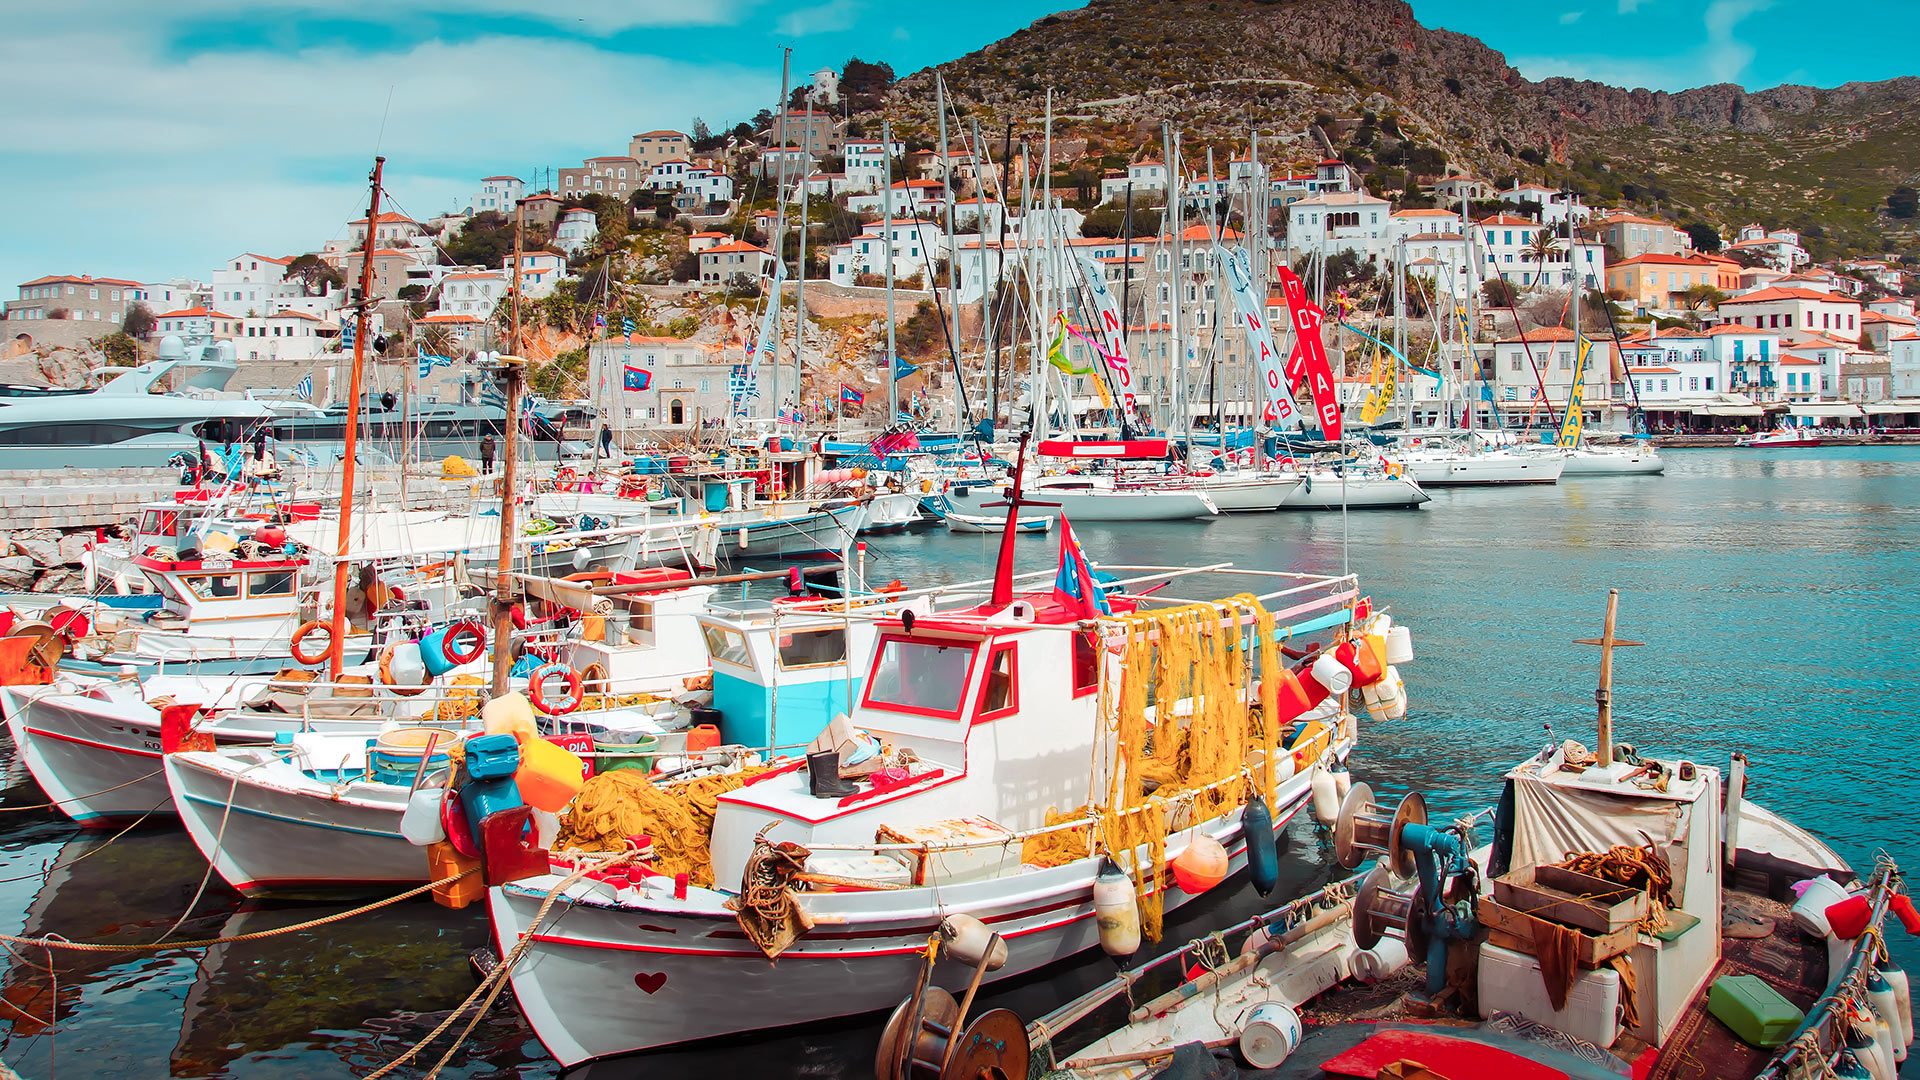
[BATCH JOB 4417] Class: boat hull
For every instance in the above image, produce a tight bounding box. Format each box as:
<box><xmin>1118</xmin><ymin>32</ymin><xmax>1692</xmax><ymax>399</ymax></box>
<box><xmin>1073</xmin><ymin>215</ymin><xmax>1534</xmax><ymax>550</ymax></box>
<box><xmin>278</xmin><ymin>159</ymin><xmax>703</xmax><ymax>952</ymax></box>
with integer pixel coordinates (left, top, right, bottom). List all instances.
<box><xmin>1558</xmin><ymin>448</ymin><xmax>1666</xmax><ymax>475</ymax></box>
<box><xmin>943</xmin><ymin>485</ymin><xmax>1215</xmax><ymax>522</ymax></box>
<box><xmin>164</xmin><ymin>750</ymin><xmax>420</xmax><ymax>894</ymax></box>
<box><xmin>1280</xmin><ymin>474</ymin><xmax>1430</xmax><ymax>509</ymax></box>
<box><xmin>489</xmin><ymin>772</ymin><xmax>1316</xmax><ymax>1068</ymax></box>
<box><xmin>1401</xmin><ymin>453</ymin><xmax>1563</xmax><ymax>486</ymax></box>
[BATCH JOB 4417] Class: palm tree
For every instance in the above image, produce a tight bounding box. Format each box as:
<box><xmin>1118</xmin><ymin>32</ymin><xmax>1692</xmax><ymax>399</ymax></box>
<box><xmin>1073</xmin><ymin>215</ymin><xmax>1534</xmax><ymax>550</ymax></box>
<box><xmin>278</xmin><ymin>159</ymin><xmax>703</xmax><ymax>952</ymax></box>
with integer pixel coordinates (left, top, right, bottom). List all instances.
<box><xmin>1524</xmin><ymin>228</ymin><xmax>1565</xmax><ymax>292</ymax></box>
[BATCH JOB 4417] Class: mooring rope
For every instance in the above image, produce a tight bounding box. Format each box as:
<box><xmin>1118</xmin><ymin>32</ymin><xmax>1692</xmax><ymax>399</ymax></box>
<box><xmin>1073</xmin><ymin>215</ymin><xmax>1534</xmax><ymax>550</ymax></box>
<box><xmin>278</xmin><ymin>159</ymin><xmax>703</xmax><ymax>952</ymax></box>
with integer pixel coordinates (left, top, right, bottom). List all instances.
<box><xmin>0</xmin><ymin>870</ymin><xmax>476</xmax><ymax>952</ymax></box>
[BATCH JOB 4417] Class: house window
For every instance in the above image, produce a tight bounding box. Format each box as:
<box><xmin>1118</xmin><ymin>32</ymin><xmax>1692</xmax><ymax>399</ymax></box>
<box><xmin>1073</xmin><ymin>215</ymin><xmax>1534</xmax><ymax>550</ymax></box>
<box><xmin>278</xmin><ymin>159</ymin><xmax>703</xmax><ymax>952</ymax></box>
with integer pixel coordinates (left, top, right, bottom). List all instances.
<box><xmin>1689</xmin><ymin>377</ymin><xmax>1699</xmax><ymax>391</ymax></box>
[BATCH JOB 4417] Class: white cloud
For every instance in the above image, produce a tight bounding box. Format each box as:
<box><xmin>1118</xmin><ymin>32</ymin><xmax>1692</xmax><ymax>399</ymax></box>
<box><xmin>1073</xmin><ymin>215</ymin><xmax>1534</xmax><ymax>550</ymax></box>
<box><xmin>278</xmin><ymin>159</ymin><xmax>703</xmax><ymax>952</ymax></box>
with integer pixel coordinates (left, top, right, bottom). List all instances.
<box><xmin>9</xmin><ymin>0</ymin><xmax>750</xmax><ymax>36</ymax></box>
<box><xmin>0</xmin><ymin>25</ymin><xmax>774</xmax><ymax>288</ymax></box>
<box><xmin>1617</xmin><ymin>0</ymin><xmax>1645</xmax><ymax>12</ymax></box>
<box><xmin>1559</xmin><ymin>10</ymin><xmax>1585</xmax><ymax>24</ymax></box>
<box><xmin>1701</xmin><ymin>0</ymin><xmax>1772</xmax><ymax>83</ymax></box>
<box><xmin>776</xmin><ymin>0</ymin><xmax>864</xmax><ymax>38</ymax></box>
<box><xmin>1514</xmin><ymin>0</ymin><xmax>1774</xmax><ymax>92</ymax></box>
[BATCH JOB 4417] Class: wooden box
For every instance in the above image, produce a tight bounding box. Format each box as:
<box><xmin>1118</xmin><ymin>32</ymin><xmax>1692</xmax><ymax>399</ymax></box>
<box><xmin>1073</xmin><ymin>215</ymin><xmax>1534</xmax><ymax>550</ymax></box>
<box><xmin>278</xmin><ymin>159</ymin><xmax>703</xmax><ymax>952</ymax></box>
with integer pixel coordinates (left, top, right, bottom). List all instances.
<box><xmin>1493</xmin><ymin>864</ymin><xmax>1649</xmax><ymax>934</ymax></box>
<box><xmin>1478</xmin><ymin>896</ymin><xmax>1638</xmax><ymax>968</ymax></box>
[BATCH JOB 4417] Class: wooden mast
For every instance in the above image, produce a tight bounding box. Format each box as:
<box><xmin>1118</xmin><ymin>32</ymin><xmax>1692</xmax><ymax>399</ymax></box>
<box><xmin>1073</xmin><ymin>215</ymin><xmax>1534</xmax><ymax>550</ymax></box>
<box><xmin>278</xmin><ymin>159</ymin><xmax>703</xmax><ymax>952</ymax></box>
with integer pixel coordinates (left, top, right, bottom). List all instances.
<box><xmin>1575</xmin><ymin>588</ymin><xmax>1643</xmax><ymax>768</ymax></box>
<box><xmin>490</xmin><ymin>204</ymin><xmax>528</xmax><ymax>696</ymax></box>
<box><xmin>328</xmin><ymin>156</ymin><xmax>383</xmax><ymax>679</ymax></box>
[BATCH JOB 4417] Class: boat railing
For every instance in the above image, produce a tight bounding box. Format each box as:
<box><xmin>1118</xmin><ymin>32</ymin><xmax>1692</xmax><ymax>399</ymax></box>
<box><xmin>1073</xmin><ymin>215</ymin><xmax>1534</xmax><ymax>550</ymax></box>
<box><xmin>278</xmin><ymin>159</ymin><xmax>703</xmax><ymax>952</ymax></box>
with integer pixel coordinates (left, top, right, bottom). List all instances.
<box><xmin>1753</xmin><ymin>856</ymin><xmax>1902</xmax><ymax>1079</ymax></box>
<box><xmin>1023</xmin><ymin>868</ymin><xmax>1368</xmax><ymax>1050</ymax></box>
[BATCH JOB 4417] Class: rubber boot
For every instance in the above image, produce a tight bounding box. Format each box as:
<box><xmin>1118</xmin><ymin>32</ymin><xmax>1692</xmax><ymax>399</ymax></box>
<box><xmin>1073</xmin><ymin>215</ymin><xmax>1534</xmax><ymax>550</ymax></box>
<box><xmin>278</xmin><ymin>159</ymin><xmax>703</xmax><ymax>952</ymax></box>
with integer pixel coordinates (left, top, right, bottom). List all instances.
<box><xmin>808</xmin><ymin>750</ymin><xmax>857</xmax><ymax>798</ymax></box>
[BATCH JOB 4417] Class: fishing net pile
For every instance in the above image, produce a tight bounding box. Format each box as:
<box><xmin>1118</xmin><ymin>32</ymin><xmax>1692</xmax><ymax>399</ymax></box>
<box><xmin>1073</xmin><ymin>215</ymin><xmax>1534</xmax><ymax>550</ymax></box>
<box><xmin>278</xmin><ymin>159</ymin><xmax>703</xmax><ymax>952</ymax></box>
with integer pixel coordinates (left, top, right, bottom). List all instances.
<box><xmin>1075</xmin><ymin>595</ymin><xmax>1283</xmax><ymax>943</ymax></box>
<box><xmin>555</xmin><ymin>765</ymin><xmax>771</xmax><ymax>887</ymax></box>
<box><xmin>431</xmin><ymin>674</ymin><xmax>486</xmax><ymax>723</ymax></box>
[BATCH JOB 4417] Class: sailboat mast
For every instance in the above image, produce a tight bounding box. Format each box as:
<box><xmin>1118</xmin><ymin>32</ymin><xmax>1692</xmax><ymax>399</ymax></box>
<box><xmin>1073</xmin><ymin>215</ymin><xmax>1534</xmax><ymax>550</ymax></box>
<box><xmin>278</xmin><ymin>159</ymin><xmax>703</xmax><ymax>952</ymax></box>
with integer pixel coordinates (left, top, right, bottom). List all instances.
<box><xmin>1037</xmin><ymin>90</ymin><xmax>1053</xmax><ymax>441</ymax></box>
<box><xmin>936</xmin><ymin>73</ymin><xmax>960</xmax><ymax>435</ymax></box>
<box><xmin>327</xmin><ymin>155</ymin><xmax>383</xmax><ymax>679</ymax></box>
<box><xmin>882</xmin><ymin>119</ymin><xmax>897</xmax><ymax>423</ymax></box>
<box><xmin>770</xmin><ymin>51</ymin><xmax>791</xmax><ymax>421</ymax></box>
<box><xmin>1161</xmin><ymin>126</ymin><xmax>1181</xmax><ymax>443</ymax></box>
<box><xmin>972</xmin><ymin>117</ymin><xmax>993</xmax><ymax>432</ymax></box>
<box><xmin>490</xmin><ymin>203</ymin><xmax>527</xmax><ymax>697</ymax></box>
<box><xmin>795</xmin><ymin>93</ymin><xmax>814</xmax><ymax>422</ymax></box>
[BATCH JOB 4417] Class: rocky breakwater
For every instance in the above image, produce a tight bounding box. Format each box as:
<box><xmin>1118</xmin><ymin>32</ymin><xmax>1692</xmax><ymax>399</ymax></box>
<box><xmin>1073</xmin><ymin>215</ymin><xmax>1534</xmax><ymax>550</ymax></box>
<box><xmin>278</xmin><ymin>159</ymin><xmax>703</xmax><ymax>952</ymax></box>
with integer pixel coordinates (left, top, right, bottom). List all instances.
<box><xmin>0</xmin><ymin>466</ymin><xmax>182</xmax><ymax>593</ymax></box>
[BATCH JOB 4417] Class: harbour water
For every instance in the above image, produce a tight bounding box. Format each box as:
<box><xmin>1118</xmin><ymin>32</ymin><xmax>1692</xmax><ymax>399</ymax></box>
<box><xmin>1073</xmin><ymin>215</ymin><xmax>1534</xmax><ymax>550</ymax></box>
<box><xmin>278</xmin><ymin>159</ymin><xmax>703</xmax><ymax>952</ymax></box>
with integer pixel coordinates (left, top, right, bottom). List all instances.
<box><xmin>0</xmin><ymin>446</ymin><xmax>1913</xmax><ymax>1078</ymax></box>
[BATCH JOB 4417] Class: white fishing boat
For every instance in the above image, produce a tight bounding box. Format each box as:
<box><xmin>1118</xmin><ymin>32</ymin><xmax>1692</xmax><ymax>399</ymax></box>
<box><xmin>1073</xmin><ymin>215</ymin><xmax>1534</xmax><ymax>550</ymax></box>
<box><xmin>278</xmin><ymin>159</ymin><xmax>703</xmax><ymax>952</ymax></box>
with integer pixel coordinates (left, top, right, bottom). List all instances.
<box><xmin>944</xmin><ymin>511</ymin><xmax>1052</xmax><ymax>535</ymax></box>
<box><xmin>857</xmin><ymin>491</ymin><xmax>924</xmax><ymax>534</ymax></box>
<box><xmin>1738</xmin><ymin>428</ymin><xmax>1823</xmax><ymax>448</ymax></box>
<box><xmin>1020</xmin><ymin>596</ymin><xmax>1889</xmax><ymax>1080</ymax></box>
<box><xmin>483</xmin><ymin>459</ymin><xmax>1407</xmax><ymax>1067</ymax></box>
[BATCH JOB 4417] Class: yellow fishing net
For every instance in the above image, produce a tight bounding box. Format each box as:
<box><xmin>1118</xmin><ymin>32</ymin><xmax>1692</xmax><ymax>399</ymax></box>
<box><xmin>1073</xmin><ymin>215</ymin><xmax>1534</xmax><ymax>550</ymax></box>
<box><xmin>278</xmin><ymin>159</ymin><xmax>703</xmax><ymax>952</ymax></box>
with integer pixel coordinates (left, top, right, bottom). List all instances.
<box><xmin>1093</xmin><ymin>594</ymin><xmax>1273</xmax><ymax>942</ymax></box>
<box><xmin>433</xmin><ymin>674</ymin><xmax>486</xmax><ymax>723</ymax></box>
<box><xmin>441</xmin><ymin>455</ymin><xmax>477</xmax><ymax>478</ymax></box>
<box><xmin>555</xmin><ymin>765</ymin><xmax>772</xmax><ymax>887</ymax></box>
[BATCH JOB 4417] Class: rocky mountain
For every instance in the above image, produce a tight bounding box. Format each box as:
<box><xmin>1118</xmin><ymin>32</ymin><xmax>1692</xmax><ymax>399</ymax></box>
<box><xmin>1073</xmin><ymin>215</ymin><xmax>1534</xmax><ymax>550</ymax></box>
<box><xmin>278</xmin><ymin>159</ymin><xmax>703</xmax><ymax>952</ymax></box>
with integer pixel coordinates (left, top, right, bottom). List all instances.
<box><xmin>874</xmin><ymin>0</ymin><xmax>1920</xmax><ymax>259</ymax></box>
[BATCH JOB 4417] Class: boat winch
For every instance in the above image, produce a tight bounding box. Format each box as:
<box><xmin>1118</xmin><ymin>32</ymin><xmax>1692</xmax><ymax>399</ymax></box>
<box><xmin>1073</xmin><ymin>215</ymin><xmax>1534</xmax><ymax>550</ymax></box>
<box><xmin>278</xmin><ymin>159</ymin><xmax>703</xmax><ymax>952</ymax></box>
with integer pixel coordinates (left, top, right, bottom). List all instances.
<box><xmin>1337</xmin><ymin>782</ymin><xmax>1481</xmax><ymax>1003</ymax></box>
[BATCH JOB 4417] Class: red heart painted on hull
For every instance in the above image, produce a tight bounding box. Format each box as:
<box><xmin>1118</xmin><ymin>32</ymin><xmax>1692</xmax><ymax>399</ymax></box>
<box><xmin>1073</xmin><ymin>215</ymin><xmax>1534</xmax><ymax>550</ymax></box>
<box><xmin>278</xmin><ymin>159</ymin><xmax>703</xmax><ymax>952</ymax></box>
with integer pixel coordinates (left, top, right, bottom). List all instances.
<box><xmin>634</xmin><ymin>971</ymin><xmax>667</xmax><ymax>994</ymax></box>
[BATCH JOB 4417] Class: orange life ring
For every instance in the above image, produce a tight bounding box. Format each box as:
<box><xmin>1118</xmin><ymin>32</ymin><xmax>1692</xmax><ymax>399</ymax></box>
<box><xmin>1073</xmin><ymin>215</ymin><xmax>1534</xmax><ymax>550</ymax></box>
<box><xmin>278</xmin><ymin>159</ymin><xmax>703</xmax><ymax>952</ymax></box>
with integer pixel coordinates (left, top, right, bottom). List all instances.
<box><xmin>378</xmin><ymin>641</ymin><xmax>431</xmax><ymax>696</ymax></box>
<box><xmin>530</xmin><ymin>663</ymin><xmax>583</xmax><ymax>715</ymax></box>
<box><xmin>290</xmin><ymin>620</ymin><xmax>333</xmax><ymax>666</ymax></box>
<box><xmin>441</xmin><ymin>619</ymin><xmax>487</xmax><ymax>665</ymax></box>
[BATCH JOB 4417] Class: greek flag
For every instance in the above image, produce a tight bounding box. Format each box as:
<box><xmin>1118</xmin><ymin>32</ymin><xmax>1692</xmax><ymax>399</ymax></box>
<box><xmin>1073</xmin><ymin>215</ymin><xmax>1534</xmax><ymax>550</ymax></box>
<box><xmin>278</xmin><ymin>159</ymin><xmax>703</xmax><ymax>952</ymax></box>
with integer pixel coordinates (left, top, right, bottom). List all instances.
<box><xmin>1503</xmin><ymin>386</ymin><xmax>1517</xmax><ymax>401</ymax></box>
<box><xmin>338</xmin><ymin>318</ymin><xmax>355</xmax><ymax>351</ymax></box>
<box><xmin>622</xmin><ymin>316</ymin><xmax>636</xmax><ymax>342</ymax></box>
<box><xmin>295</xmin><ymin>374</ymin><xmax>313</xmax><ymax>400</ymax></box>
<box><xmin>728</xmin><ymin>364</ymin><xmax>758</xmax><ymax>402</ymax></box>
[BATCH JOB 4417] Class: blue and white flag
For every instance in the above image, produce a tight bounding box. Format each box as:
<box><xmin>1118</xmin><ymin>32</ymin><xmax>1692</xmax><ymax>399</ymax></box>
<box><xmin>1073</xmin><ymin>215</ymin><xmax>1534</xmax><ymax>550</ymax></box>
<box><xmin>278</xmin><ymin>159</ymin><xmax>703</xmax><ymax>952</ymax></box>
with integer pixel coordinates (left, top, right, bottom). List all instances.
<box><xmin>1051</xmin><ymin>516</ymin><xmax>1111</xmax><ymax>618</ymax></box>
<box><xmin>295</xmin><ymin>374</ymin><xmax>313</xmax><ymax>401</ymax></box>
<box><xmin>417</xmin><ymin>347</ymin><xmax>453</xmax><ymax>379</ymax></box>
<box><xmin>622</xmin><ymin>316</ymin><xmax>636</xmax><ymax>342</ymax></box>
<box><xmin>747</xmin><ymin>261</ymin><xmax>787</xmax><ymax>376</ymax></box>
<box><xmin>339</xmin><ymin>318</ymin><xmax>355</xmax><ymax>351</ymax></box>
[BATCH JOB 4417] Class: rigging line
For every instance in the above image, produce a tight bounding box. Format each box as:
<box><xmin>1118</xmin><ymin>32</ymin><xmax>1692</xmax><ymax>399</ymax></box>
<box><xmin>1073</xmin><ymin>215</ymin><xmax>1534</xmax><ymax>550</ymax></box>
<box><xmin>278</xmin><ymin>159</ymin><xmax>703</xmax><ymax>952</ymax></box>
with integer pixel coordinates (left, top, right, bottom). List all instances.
<box><xmin>372</xmin><ymin>85</ymin><xmax>396</xmax><ymax>158</ymax></box>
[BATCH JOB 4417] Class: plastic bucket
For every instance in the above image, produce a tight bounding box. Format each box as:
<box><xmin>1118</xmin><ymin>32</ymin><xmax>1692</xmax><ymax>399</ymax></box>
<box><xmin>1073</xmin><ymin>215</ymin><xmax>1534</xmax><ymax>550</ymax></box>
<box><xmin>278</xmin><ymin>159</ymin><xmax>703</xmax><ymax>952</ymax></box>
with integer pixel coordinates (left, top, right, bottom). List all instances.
<box><xmin>595</xmin><ymin>735</ymin><xmax>658</xmax><ymax>773</ymax></box>
<box><xmin>1793</xmin><ymin>874</ymin><xmax>1853</xmax><ymax>937</ymax></box>
<box><xmin>370</xmin><ymin>728</ymin><xmax>456</xmax><ymax>785</ymax></box>
<box><xmin>1238</xmin><ymin>1002</ymin><xmax>1302</xmax><ymax>1069</ymax></box>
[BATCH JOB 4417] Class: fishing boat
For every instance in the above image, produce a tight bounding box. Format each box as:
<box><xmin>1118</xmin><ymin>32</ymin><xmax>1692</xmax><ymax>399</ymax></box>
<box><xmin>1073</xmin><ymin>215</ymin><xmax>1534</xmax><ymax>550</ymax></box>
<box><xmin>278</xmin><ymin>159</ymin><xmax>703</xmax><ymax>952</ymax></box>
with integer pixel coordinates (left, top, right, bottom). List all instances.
<box><xmin>1738</xmin><ymin>428</ymin><xmax>1824</xmax><ymax>448</ymax></box>
<box><xmin>1007</xmin><ymin>592</ymin><xmax>1901</xmax><ymax>1080</ymax></box>
<box><xmin>480</xmin><ymin>441</ymin><xmax>1409</xmax><ymax>1067</ymax></box>
<box><xmin>944</xmin><ymin>511</ymin><xmax>1052</xmax><ymax>535</ymax></box>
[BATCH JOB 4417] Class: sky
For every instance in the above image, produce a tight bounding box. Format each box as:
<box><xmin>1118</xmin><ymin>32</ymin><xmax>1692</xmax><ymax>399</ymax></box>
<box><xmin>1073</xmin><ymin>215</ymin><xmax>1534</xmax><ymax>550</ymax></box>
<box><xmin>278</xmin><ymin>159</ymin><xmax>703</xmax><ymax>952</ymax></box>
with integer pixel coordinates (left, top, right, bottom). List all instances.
<box><xmin>1</xmin><ymin>0</ymin><xmax>1911</xmax><ymax>298</ymax></box>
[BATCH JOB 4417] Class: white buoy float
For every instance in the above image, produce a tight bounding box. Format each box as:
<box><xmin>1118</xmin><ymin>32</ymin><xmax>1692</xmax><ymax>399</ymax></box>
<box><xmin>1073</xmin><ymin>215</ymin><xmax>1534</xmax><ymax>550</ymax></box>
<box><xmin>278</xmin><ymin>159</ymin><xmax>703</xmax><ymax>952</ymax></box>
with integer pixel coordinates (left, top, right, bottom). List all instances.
<box><xmin>1093</xmin><ymin>857</ymin><xmax>1141</xmax><ymax>958</ymax></box>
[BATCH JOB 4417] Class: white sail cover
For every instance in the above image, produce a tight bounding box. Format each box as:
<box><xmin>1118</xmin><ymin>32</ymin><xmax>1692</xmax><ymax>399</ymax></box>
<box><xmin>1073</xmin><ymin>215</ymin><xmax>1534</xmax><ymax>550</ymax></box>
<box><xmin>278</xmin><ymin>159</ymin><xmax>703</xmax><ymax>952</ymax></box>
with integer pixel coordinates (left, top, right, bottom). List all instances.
<box><xmin>1216</xmin><ymin>246</ymin><xmax>1305</xmax><ymax>430</ymax></box>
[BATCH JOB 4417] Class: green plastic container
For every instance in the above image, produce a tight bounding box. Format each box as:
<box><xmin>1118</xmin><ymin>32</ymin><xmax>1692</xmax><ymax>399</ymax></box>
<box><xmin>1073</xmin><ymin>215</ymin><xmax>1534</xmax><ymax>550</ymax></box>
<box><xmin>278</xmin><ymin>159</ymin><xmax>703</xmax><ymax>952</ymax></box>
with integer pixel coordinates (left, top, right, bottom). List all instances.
<box><xmin>594</xmin><ymin>735</ymin><xmax>658</xmax><ymax>774</ymax></box>
<box><xmin>1708</xmin><ymin>973</ymin><xmax>1804</xmax><ymax>1048</ymax></box>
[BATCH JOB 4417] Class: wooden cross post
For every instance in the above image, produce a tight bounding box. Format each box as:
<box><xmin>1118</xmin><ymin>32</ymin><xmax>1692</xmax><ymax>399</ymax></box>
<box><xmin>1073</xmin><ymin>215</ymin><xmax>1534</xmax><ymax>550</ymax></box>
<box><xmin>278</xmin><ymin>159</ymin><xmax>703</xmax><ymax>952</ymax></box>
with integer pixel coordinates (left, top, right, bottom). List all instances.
<box><xmin>1574</xmin><ymin>588</ymin><xmax>1644</xmax><ymax>768</ymax></box>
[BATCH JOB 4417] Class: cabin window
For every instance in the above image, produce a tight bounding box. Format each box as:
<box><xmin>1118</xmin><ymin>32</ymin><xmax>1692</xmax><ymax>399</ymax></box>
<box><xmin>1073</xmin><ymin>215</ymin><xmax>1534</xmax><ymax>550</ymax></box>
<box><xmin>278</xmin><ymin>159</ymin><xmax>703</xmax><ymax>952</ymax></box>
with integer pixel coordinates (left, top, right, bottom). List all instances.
<box><xmin>702</xmin><ymin>625</ymin><xmax>751</xmax><ymax>668</ymax></box>
<box><xmin>778</xmin><ymin>628</ymin><xmax>846</xmax><ymax>669</ymax></box>
<box><xmin>247</xmin><ymin>570</ymin><xmax>295</xmax><ymax>598</ymax></box>
<box><xmin>181</xmin><ymin>573</ymin><xmax>241</xmax><ymax>599</ymax></box>
<box><xmin>976</xmin><ymin>642</ymin><xmax>1018</xmax><ymax>720</ymax></box>
<box><xmin>622</xmin><ymin>598</ymin><xmax>655</xmax><ymax>634</ymax></box>
<box><xmin>1071</xmin><ymin>631</ymin><xmax>1099</xmax><ymax>697</ymax></box>
<box><xmin>864</xmin><ymin>637</ymin><xmax>976</xmax><ymax>719</ymax></box>
<box><xmin>140</xmin><ymin>510</ymin><xmax>180</xmax><ymax>537</ymax></box>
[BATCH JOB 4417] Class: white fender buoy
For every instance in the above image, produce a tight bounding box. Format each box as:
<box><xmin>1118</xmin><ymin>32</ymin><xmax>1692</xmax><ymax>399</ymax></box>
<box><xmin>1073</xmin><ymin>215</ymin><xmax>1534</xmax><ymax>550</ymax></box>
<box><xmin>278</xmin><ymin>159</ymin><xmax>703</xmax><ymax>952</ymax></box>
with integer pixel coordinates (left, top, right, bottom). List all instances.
<box><xmin>1353</xmin><ymin>935</ymin><xmax>1410</xmax><ymax>983</ymax></box>
<box><xmin>1881</xmin><ymin>959</ymin><xmax>1913</xmax><ymax>1048</ymax></box>
<box><xmin>1384</xmin><ymin>625</ymin><xmax>1414</xmax><ymax>664</ymax></box>
<box><xmin>1869</xmin><ymin>968</ymin><xmax>1903</xmax><ymax>1063</ymax></box>
<box><xmin>1849</xmin><ymin>1016</ymin><xmax>1894</xmax><ymax>1080</ymax></box>
<box><xmin>1310</xmin><ymin>766</ymin><xmax>1340</xmax><ymax>825</ymax></box>
<box><xmin>1093</xmin><ymin>857</ymin><xmax>1141</xmax><ymax>958</ymax></box>
<box><xmin>1331</xmin><ymin>760</ymin><xmax>1353</xmax><ymax>799</ymax></box>
<box><xmin>1386</xmin><ymin>669</ymin><xmax>1409</xmax><ymax>719</ymax></box>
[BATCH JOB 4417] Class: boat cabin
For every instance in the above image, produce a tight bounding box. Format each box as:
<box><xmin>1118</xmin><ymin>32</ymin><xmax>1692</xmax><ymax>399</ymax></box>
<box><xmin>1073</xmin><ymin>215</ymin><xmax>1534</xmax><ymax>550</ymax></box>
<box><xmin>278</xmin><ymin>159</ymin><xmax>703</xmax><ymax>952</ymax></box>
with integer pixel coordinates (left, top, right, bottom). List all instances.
<box><xmin>135</xmin><ymin>552</ymin><xmax>306</xmax><ymax>640</ymax></box>
<box><xmin>697</xmin><ymin>598</ymin><xmax>881</xmax><ymax>751</ymax></box>
<box><xmin>709</xmin><ymin>592</ymin><xmax>1127</xmax><ymax>889</ymax></box>
<box><xmin>1495</xmin><ymin>753</ymin><xmax>1724</xmax><ymax>1048</ymax></box>
<box><xmin>556</xmin><ymin>573</ymin><xmax>715</xmax><ymax>697</ymax></box>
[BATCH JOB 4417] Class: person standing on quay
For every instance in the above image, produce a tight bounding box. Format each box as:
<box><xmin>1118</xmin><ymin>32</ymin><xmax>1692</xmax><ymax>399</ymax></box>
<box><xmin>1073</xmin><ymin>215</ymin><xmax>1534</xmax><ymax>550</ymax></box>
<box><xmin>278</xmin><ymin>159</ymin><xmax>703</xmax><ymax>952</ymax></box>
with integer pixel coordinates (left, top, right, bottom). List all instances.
<box><xmin>480</xmin><ymin>433</ymin><xmax>496</xmax><ymax>474</ymax></box>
